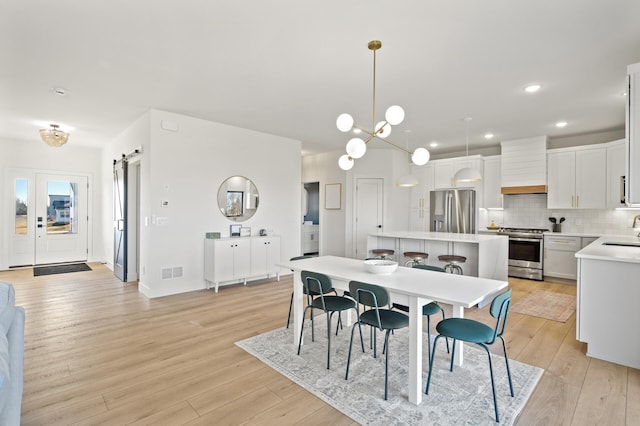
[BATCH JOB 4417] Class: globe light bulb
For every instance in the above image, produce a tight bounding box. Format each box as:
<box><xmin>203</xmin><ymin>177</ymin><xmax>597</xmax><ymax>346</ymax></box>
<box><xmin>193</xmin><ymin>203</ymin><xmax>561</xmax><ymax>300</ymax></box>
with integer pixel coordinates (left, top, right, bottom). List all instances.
<box><xmin>336</xmin><ymin>113</ymin><xmax>354</xmax><ymax>132</ymax></box>
<box><xmin>338</xmin><ymin>154</ymin><xmax>354</xmax><ymax>170</ymax></box>
<box><xmin>385</xmin><ymin>105</ymin><xmax>405</xmax><ymax>125</ymax></box>
<box><xmin>411</xmin><ymin>147</ymin><xmax>430</xmax><ymax>166</ymax></box>
<box><xmin>346</xmin><ymin>138</ymin><xmax>366</xmax><ymax>159</ymax></box>
<box><xmin>375</xmin><ymin>121</ymin><xmax>392</xmax><ymax>138</ymax></box>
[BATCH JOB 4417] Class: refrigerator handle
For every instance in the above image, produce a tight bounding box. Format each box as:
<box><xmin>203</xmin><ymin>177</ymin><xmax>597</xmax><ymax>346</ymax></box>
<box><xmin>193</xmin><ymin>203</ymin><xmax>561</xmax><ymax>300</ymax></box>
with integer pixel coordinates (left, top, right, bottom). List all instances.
<box><xmin>445</xmin><ymin>192</ymin><xmax>451</xmax><ymax>233</ymax></box>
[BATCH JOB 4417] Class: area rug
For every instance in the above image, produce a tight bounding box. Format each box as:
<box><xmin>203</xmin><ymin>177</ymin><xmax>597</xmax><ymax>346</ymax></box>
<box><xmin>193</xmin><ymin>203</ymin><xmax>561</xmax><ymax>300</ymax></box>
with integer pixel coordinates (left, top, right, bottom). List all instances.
<box><xmin>236</xmin><ymin>319</ymin><xmax>543</xmax><ymax>425</ymax></box>
<box><xmin>33</xmin><ymin>263</ymin><xmax>92</xmax><ymax>276</ymax></box>
<box><xmin>510</xmin><ymin>290</ymin><xmax>576</xmax><ymax>322</ymax></box>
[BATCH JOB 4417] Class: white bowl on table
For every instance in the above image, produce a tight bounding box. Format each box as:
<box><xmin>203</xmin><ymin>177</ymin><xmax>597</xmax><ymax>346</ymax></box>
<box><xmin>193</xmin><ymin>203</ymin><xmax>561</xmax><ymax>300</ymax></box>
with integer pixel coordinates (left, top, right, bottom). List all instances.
<box><xmin>363</xmin><ymin>259</ymin><xmax>398</xmax><ymax>275</ymax></box>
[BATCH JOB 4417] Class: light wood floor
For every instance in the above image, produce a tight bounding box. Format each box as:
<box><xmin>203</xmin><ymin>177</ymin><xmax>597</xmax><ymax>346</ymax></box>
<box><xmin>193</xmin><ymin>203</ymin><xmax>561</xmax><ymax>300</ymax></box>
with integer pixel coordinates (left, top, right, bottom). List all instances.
<box><xmin>2</xmin><ymin>263</ymin><xmax>639</xmax><ymax>425</ymax></box>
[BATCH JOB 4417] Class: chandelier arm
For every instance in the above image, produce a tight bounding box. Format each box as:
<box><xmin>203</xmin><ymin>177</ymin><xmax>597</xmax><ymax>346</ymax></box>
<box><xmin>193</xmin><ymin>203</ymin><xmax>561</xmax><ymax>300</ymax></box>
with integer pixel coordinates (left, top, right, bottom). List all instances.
<box><xmin>375</xmin><ymin>135</ymin><xmax>412</xmax><ymax>154</ymax></box>
<box><xmin>372</xmin><ymin>46</ymin><xmax>377</xmax><ymax>131</ymax></box>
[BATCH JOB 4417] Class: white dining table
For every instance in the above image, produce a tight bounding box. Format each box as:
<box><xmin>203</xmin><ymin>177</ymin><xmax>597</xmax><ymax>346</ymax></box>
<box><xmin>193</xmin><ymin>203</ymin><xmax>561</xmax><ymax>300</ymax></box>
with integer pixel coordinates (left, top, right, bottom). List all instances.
<box><xmin>277</xmin><ymin>255</ymin><xmax>508</xmax><ymax>405</ymax></box>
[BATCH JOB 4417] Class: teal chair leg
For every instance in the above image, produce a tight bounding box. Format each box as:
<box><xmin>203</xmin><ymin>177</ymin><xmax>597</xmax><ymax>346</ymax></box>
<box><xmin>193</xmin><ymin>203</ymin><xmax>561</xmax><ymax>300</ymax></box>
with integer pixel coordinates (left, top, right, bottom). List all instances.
<box><xmin>384</xmin><ymin>329</ymin><xmax>391</xmax><ymax>400</ymax></box>
<box><xmin>500</xmin><ymin>336</ymin><xmax>515</xmax><ymax>396</ymax></box>
<box><xmin>479</xmin><ymin>343</ymin><xmax>500</xmax><ymax>423</ymax></box>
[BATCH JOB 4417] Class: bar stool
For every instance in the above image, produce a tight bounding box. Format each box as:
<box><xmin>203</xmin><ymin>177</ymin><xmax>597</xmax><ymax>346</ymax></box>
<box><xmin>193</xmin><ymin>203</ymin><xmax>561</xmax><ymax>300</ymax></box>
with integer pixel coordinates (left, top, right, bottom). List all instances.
<box><xmin>403</xmin><ymin>251</ymin><xmax>429</xmax><ymax>267</ymax></box>
<box><xmin>438</xmin><ymin>254</ymin><xmax>466</xmax><ymax>274</ymax></box>
<box><xmin>371</xmin><ymin>249</ymin><xmax>394</xmax><ymax>259</ymax></box>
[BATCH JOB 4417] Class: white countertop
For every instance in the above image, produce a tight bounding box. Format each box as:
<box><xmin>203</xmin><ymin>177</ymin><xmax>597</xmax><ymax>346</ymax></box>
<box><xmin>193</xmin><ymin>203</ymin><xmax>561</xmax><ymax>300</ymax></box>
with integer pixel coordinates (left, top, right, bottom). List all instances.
<box><xmin>543</xmin><ymin>231</ymin><xmax>601</xmax><ymax>238</ymax></box>
<box><xmin>575</xmin><ymin>235</ymin><xmax>640</xmax><ymax>263</ymax></box>
<box><xmin>371</xmin><ymin>231</ymin><xmax>507</xmax><ymax>244</ymax></box>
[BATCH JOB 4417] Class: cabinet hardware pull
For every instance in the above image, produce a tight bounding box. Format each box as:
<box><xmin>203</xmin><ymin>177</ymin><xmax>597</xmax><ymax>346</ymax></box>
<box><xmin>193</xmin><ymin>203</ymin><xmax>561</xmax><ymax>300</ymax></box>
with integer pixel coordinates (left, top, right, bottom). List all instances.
<box><xmin>571</xmin><ymin>195</ymin><xmax>574</xmax><ymax>207</ymax></box>
<box><xmin>577</xmin><ymin>195</ymin><xmax>579</xmax><ymax>208</ymax></box>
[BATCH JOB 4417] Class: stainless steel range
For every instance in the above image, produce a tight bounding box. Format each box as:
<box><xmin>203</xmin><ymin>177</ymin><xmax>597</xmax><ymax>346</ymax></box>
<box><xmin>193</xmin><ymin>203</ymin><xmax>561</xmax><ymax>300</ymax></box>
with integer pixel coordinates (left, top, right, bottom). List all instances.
<box><xmin>497</xmin><ymin>227</ymin><xmax>548</xmax><ymax>280</ymax></box>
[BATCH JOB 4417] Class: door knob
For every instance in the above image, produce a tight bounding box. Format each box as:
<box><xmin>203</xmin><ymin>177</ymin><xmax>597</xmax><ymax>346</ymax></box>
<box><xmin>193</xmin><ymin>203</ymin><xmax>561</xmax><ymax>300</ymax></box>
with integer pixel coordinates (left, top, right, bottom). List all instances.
<box><xmin>377</xmin><ymin>225</ymin><xmax>382</xmax><ymax>228</ymax></box>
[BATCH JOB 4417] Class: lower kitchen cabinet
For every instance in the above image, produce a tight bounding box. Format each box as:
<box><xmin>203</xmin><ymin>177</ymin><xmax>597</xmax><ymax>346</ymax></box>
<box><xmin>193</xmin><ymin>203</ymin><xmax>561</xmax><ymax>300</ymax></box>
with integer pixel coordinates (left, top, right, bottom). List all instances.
<box><xmin>204</xmin><ymin>236</ymin><xmax>280</xmax><ymax>292</ymax></box>
<box><xmin>544</xmin><ymin>235</ymin><xmax>599</xmax><ymax>280</ymax></box>
<box><xmin>544</xmin><ymin>235</ymin><xmax>581</xmax><ymax>280</ymax></box>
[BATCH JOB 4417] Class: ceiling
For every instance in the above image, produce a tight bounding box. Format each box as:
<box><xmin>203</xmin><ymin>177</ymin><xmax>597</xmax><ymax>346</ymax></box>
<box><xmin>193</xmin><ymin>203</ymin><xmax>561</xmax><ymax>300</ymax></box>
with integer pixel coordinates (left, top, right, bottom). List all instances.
<box><xmin>2</xmin><ymin>0</ymin><xmax>640</xmax><ymax>159</ymax></box>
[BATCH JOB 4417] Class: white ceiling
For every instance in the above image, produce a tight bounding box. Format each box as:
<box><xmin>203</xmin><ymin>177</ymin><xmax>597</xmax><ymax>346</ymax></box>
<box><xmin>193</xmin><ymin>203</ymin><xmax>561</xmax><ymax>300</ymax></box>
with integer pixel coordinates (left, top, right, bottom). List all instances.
<box><xmin>2</xmin><ymin>0</ymin><xmax>640</xmax><ymax>158</ymax></box>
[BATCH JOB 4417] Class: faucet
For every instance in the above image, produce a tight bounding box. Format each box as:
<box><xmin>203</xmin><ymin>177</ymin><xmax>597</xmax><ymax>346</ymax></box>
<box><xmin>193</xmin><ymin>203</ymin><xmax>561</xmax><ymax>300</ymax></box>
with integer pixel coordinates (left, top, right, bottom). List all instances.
<box><xmin>634</xmin><ymin>214</ymin><xmax>640</xmax><ymax>237</ymax></box>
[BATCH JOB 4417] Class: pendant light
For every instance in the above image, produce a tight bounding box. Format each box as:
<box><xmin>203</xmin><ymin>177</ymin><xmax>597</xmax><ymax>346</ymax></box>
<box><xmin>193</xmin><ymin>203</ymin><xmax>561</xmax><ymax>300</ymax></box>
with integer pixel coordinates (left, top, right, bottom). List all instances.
<box><xmin>453</xmin><ymin>117</ymin><xmax>482</xmax><ymax>183</ymax></box>
<box><xmin>336</xmin><ymin>40</ymin><xmax>429</xmax><ymax>170</ymax></box>
<box><xmin>397</xmin><ymin>130</ymin><xmax>419</xmax><ymax>187</ymax></box>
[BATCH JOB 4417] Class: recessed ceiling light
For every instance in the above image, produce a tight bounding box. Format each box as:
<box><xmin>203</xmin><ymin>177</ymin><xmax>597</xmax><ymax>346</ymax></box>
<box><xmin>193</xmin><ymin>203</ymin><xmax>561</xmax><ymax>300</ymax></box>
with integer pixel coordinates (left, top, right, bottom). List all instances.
<box><xmin>555</xmin><ymin>121</ymin><xmax>568</xmax><ymax>128</ymax></box>
<box><xmin>484</xmin><ymin>133</ymin><xmax>494</xmax><ymax>139</ymax></box>
<box><xmin>429</xmin><ymin>142</ymin><xmax>438</xmax><ymax>148</ymax></box>
<box><xmin>524</xmin><ymin>84</ymin><xmax>542</xmax><ymax>93</ymax></box>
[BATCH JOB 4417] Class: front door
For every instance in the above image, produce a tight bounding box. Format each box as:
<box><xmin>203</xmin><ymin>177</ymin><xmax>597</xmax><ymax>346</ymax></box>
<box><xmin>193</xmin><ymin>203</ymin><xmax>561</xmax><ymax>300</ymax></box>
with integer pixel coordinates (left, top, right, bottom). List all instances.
<box><xmin>7</xmin><ymin>170</ymin><xmax>89</xmax><ymax>267</ymax></box>
<box><xmin>355</xmin><ymin>178</ymin><xmax>384</xmax><ymax>259</ymax></box>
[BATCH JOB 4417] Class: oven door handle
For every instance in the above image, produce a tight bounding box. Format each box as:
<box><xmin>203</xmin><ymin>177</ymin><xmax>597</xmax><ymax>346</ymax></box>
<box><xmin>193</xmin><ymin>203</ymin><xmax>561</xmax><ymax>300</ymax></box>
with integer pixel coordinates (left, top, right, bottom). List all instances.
<box><xmin>509</xmin><ymin>237</ymin><xmax>542</xmax><ymax>243</ymax></box>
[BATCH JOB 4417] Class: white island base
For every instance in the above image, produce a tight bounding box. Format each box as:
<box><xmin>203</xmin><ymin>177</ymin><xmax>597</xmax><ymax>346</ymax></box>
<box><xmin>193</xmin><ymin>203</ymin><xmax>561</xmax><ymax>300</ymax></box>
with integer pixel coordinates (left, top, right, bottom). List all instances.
<box><xmin>367</xmin><ymin>231</ymin><xmax>508</xmax><ymax>281</ymax></box>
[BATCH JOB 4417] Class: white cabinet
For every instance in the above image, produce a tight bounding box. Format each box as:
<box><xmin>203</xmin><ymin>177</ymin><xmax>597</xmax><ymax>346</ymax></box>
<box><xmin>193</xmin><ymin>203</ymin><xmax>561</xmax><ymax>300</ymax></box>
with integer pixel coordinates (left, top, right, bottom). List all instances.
<box><xmin>544</xmin><ymin>235</ymin><xmax>581</xmax><ymax>280</ymax></box>
<box><xmin>301</xmin><ymin>224</ymin><xmax>319</xmax><ymax>254</ymax></box>
<box><xmin>409</xmin><ymin>164</ymin><xmax>434</xmax><ymax>231</ymax></box>
<box><xmin>547</xmin><ymin>147</ymin><xmax>606</xmax><ymax>209</ymax></box>
<box><xmin>204</xmin><ymin>236</ymin><xmax>280</xmax><ymax>292</ymax></box>
<box><xmin>432</xmin><ymin>156</ymin><xmax>483</xmax><ymax>189</ymax></box>
<box><xmin>627</xmin><ymin>63</ymin><xmax>640</xmax><ymax>206</ymax></box>
<box><xmin>482</xmin><ymin>156</ymin><xmax>502</xmax><ymax>209</ymax></box>
<box><xmin>607</xmin><ymin>140</ymin><xmax>627</xmax><ymax>209</ymax></box>
<box><xmin>251</xmin><ymin>237</ymin><xmax>281</xmax><ymax>277</ymax></box>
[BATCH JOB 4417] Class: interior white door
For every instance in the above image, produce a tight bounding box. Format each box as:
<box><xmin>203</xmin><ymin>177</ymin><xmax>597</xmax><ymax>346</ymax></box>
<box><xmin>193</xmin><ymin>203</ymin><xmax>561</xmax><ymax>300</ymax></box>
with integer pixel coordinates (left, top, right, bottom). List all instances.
<box><xmin>34</xmin><ymin>173</ymin><xmax>89</xmax><ymax>264</ymax></box>
<box><xmin>355</xmin><ymin>178</ymin><xmax>383</xmax><ymax>259</ymax></box>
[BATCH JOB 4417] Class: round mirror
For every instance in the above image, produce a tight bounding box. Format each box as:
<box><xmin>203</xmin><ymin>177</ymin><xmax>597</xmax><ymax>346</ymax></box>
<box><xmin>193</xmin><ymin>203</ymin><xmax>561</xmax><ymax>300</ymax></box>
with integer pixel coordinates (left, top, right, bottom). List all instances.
<box><xmin>217</xmin><ymin>176</ymin><xmax>259</xmax><ymax>222</ymax></box>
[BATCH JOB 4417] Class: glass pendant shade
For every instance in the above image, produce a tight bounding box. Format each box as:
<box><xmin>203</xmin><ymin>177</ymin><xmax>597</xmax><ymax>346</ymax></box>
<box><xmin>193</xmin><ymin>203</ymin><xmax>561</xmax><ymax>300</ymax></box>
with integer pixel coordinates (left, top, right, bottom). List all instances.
<box><xmin>39</xmin><ymin>124</ymin><xmax>69</xmax><ymax>147</ymax></box>
<box><xmin>385</xmin><ymin>105</ymin><xmax>405</xmax><ymax>125</ymax></box>
<box><xmin>336</xmin><ymin>113</ymin><xmax>354</xmax><ymax>132</ymax></box>
<box><xmin>375</xmin><ymin>121</ymin><xmax>392</xmax><ymax>138</ymax></box>
<box><xmin>346</xmin><ymin>137</ymin><xmax>366</xmax><ymax>158</ymax></box>
<box><xmin>411</xmin><ymin>147</ymin><xmax>430</xmax><ymax>166</ymax></box>
<box><xmin>396</xmin><ymin>174</ymin><xmax>419</xmax><ymax>187</ymax></box>
<box><xmin>454</xmin><ymin>167</ymin><xmax>482</xmax><ymax>182</ymax></box>
<box><xmin>338</xmin><ymin>154</ymin><xmax>354</xmax><ymax>170</ymax></box>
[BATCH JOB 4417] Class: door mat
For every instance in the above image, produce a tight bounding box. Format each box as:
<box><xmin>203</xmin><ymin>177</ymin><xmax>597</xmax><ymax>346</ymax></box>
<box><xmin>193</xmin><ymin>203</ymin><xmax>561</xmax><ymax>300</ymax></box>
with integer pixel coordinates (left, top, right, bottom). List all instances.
<box><xmin>510</xmin><ymin>290</ymin><xmax>576</xmax><ymax>322</ymax></box>
<box><xmin>33</xmin><ymin>263</ymin><xmax>92</xmax><ymax>276</ymax></box>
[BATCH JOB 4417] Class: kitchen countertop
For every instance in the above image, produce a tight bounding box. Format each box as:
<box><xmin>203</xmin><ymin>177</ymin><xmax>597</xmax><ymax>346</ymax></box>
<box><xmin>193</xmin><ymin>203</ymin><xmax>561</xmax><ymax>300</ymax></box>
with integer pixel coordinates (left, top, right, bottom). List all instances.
<box><xmin>543</xmin><ymin>231</ymin><xmax>601</xmax><ymax>238</ymax></box>
<box><xmin>372</xmin><ymin>231</ymin><xmax>507</xmax><ymax>244</ymax></box>
<box><xmin>575</xmin><ymin>235</ymin><xmax>640</xmax><ymax>263</ymax></box>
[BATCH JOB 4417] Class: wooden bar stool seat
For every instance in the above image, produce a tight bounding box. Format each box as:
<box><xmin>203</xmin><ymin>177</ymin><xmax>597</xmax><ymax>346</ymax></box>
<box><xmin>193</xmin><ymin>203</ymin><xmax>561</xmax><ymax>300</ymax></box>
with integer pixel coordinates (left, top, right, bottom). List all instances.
<box><xmin>371</xmin><ymin>249</ymin><xmax>394</xmax><ymax>259</ymax></box>
<box><xmin>403</xmin><ymin>251</ymin><xmax>429</xmax><ymax>267</ymax></box>
<box><xmin>438</xmin><ymin>254</ymin><xmax>466</xmax><ymax>274</ymax></box>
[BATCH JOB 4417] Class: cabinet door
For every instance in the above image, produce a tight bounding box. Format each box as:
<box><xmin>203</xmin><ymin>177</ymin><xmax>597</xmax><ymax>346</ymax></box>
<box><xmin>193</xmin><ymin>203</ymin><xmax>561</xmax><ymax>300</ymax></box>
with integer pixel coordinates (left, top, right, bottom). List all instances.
<box><xmin>547</xmin><ymin>151</ymin><xmax>576</xmax><ymax>208</ymax></box>
<box><xmin>409</xmin><ymin>208</ymin><xmax>428</xmax><ymax>232</ymax></box>
<box><xmin>482</xmin><ymin>156</ymin><xmax>502</xmax><ymax>209</ymax></box>
<box><xmin>607</xmin><ymin>141</ymin><xmax>626</xmax><ymax>209</ymax></box>
<box><xmin>265</xmin><ymin>237</ymin><xmax>280</xmax><ymax>274</ymax></box>
<box><xmin>214</xmin><ymin>240</ymin><xmax>236</xmax><ymax>282</ymax></box>
<box><xmin>233</xmin><ymin>239</ymin><xmax>251</xmax><ymax>278</ymax></box>
<box><xmin>575</xmin><ymin>148</ymin><xmax>606</xmax><ymax>209</ymax></box>
<box><xmin>434</xmin><ymin>160</ymin><xmax>455</xmax><ymax>189</ymax></box>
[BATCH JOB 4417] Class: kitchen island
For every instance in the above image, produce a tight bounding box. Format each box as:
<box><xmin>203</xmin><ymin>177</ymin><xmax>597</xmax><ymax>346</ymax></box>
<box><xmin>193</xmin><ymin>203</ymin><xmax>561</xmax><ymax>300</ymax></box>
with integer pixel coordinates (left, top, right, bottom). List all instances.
<box><xmin>575</xmin><ymin>235</ymin><xmax>640</xmax><ymax>368</ymax></box>
<box><xmin>367</xmin><ymin>231</ymin><xmax>508</xmax><ymax>281</ymax></box>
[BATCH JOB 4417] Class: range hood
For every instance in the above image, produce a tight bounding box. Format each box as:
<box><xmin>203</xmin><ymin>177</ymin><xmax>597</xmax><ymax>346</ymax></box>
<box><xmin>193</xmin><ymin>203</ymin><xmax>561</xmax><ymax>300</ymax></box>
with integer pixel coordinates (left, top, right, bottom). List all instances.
<box><xmin>500</xmin><ymin>136</ymin><xmax>548</xmax><ymax>194</ymax></box>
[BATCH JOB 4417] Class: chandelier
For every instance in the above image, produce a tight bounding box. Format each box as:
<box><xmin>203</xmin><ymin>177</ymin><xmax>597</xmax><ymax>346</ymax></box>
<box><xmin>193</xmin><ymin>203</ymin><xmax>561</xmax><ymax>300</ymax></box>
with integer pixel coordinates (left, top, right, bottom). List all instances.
<box><xmin>336</xmin><ymin>40</ymin><xmax>430</xmax><ymax>171</ymax></box>
<box><xmin>39</xmin><ymin>124</ymin><xmax>69</xmax><ymax>147</ymax></box>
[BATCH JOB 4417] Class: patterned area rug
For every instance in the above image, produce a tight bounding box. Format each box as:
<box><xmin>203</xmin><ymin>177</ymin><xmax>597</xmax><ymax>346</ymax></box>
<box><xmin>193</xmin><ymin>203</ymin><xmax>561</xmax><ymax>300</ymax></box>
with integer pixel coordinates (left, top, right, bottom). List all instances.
<box><xmin>236</xmin><ymin>319</ymin><xmax>543</xmax><ymax>425</ymax></box>
<box><xmin>510</xmin><ymin>290</ymin><xmax>576</xmax><ymax>322</ymax></box>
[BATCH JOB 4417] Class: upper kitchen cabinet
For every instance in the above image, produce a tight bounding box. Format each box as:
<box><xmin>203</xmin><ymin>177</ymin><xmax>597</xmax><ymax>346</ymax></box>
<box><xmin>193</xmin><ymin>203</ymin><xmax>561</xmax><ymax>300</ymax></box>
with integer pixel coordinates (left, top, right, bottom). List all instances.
<box><xmin>482</xmin><ymin>155</ymin><xmax>502</xmax><ymax>209</ymax></box>
<box><xmin>433</xmin><ymin>156</ymin><xmax>483</xmax><ymax>189</ymax></box>
<box><xmin>626</xmin><ymin>63</ymin><xmax>640</xmax><ymax>206</ymax></box>
<box><xmin>547</xmin><ymin>146</ymin><xmax>606</xmax><ymax>209</ymax></box>
<box><xmin>607</xmin><ymin>140</ymin><xmax>626</xmax><ymax>209</ymax></box>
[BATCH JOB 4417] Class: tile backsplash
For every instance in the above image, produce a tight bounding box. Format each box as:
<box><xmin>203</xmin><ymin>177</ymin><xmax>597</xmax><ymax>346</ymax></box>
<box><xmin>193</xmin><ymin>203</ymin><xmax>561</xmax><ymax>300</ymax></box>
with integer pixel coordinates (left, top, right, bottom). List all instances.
<box><xmin>482</xmin><ymin>194</ymin><xmax>640</xmax><ymax>236</ymax></box>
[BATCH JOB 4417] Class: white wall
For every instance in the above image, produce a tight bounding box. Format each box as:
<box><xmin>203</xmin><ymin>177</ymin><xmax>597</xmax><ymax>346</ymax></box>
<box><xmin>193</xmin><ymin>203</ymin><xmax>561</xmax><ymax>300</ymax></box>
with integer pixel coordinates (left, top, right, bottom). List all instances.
<box><xmin>104</xmin><ymin>110</ymin><xmax>301</xmax><ymax>298</ymax></box>
<box><xmin>0</xmin><ymin>137</ymin><xmax>104</xmax><ymax>269</ymax></box>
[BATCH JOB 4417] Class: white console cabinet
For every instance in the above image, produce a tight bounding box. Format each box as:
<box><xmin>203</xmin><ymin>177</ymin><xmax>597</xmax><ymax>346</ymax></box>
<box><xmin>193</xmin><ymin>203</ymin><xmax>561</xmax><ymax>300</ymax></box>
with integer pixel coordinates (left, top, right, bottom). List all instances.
<box><xmin>204</xmin><ymin>236</ymin><xmax>280</xmax><ymax>292</ymax></box>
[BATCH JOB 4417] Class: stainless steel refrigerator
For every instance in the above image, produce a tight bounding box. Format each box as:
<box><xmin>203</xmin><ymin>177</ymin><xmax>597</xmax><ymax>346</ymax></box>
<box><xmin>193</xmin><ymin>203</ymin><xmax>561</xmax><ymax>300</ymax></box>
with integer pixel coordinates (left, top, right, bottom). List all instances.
<box><xmin>430</xmin><ymin>189</ymin><xmax>476</xmax><ymax>234</ymax></box>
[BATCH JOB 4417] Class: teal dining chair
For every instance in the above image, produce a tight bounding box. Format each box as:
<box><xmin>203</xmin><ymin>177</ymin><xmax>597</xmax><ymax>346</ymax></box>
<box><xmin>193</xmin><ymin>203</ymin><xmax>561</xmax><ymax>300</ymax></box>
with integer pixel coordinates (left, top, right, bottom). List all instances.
<box><xmin>297</xmin><ymin>271</ymin><xmax>357</xmax><ymax>369</ymax></box>
<box><xmin>345</xmin><ymin>280</ymin><xmax>409</xmax><ymax>400</ymax></box>
<box><xmin>392</xmin><ymin>264</ymin><xmax>450</xmax><ymax>365</ymax></box>
<box><xmin>425</xmin><ymin>289</ymin><xmax>514</xmax><ymax>423</ymax></box>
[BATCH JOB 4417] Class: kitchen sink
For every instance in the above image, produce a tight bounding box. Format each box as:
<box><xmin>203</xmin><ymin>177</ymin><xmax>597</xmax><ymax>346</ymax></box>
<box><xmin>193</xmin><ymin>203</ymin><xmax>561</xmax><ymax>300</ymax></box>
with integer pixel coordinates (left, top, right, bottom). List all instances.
<box><xmin>602</xmin><ymin>242</ymin><xmax>640</xmax><ymax>248</ymax></box>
